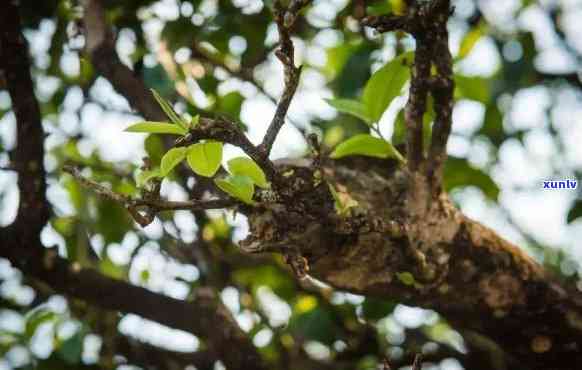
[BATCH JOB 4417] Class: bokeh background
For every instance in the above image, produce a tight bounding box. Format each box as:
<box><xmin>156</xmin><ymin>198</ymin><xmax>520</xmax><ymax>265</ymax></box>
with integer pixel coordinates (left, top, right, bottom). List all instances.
<box><xmin>1</xmin><ymin>0</ymin><xmax>582</xmax><ymax>369</ymax></box>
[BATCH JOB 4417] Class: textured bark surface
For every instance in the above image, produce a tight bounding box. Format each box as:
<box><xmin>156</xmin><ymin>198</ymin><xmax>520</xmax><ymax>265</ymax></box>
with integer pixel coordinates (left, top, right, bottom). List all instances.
<box><xmin>243</xmin><ymin>157</ymin><xmax>582</xmax><ymax>369</ymax></box>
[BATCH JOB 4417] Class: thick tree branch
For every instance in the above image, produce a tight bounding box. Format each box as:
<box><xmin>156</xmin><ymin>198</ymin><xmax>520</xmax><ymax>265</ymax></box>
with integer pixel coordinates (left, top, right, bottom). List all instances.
<box><xmin>0</xmin><ymin>1</ymin><xmax>50</xmax><ymax>237</ymax></box>
<box><xmin>240</xmin><ymin>157</ymin><xmax>582</xmax><ymax>369</ymax></box>
<box><xmin>0</xmin><ymin>241</ymin><xmax>266</xmax><ymax>370</ymax></box>
<box><xmin>115</xmin><ymin>336</ymin><xmax>217</xmax><ymax>370</ymax></box>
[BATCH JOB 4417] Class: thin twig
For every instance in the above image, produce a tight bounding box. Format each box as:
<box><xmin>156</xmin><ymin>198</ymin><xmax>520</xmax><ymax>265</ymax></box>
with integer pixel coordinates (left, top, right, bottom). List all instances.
<box><xmin>63</xmin><ymin>165</ymin><xmax>237</xmax><ymax>227</ymax></box>
<box><xmin>192</xmin><ymin>42</ymin><xmax>307</xmax><ymax>137</ymax></box>
<box><xmin>258</xmin><ymin>0</ymin><xmax>309</xmax><ymax>156</ymax></box>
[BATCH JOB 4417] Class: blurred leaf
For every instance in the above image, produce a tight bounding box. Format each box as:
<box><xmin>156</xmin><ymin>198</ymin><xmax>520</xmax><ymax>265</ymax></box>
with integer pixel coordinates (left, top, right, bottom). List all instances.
<box><xmin>389</xmin><ymin>0</ymin><xmax>406</xmax><ymax>15</ymax></box>
<box><xmin>190</xmin><ymin>114</ymin><xmax>200</xmax><ymax>128</ymax></box>
<box><xmin>289</xmin><ymin>307</ymin><xmax>337</xmax><ymax>344</ymax></box>
<box><xmin>96</xmin><ymin>199</ymin><xmax>132</xmax><ymax>244</ymax></box>
<box><xmin>458</xmin><ymin>23</ymin><xmax>486</xmax><ymax>59</ymax></box>
<box><xmin>363</xmin><ymin>52</ymin><xmax>412</xmax><ymax>122</ymax></box>
<box><xmin>135</xmin><ymin>169</ymin><xmax>161</xmax><ymax>187</ymax></box>
<box><xmin>227</xmin><ymin>157</ymin><xmax>269</xmax><ymax>188</ymax></box>
<box><xmin>295</xmin><ymin>296</ymin><xmax>318</xmax><ymax>314</ymax></box>
<box><xmin>58</xmin><ymin>331</ymin><xmax>84</xmax><ymax>364</ymax></box>
<box><xmin>142</xmin><ymin>64</ymin><xmax>174</xmax><ymax>96</ymax></box>
<box><xmin>479</xmin><ymin>104</ymin><xmax>504</xmax><ymax>147</ymax></box>
<box><xmin>330</xmin><ymin>134</ymin><xmax>404</xmax><ymax>162</ymax></box>
<box><xmin>455</xmin><ymin>75</ymin><xmax>490</xmax><ymax>103</ymax></box>
<box><xmin>366</xmin><ymin>1</ymin><xmax>392</xmax><ymax>16</ymax></box>
<box><xmin>444</xmin><ymin>156</ymin><xmax>499</xmax><ymax>200</ymax></box>
<box><xmin>25</xmin><ymin>309</ymin><xmax>57</xmax><ymax>339</ymax></box>
<box><xmin>214</xmin><ymin>175</ymin><xmax>255</xmax><ymax>204</ymax></box>
<box><xmin>125</xmin><ymin>122</ymin><xmax>187</xmax><ymax>135</ymax></box>
<box><xmin>143</xmin><ymin>136</ymin><xmax>165</xmax><ymax>167</ymax></box>
<box><xmin>362</xmin><ymin>297</ymin><xmax>397</xmax><ymax>321</ymax></box>
<box><xmin>567</xmin><ymin>200</ymin><xmax>582</xmax><ymax>224</ymax></box>
<box><xmin>332</xmin><ymin>43</ymin><xmax>374</xmax><ymax>98</ymax></box>
<box><xmin>215</xmin><ymin>92</ymin><xmax>244</xmax><ymax>119</ymax></box>
<box><xmin>161</xmin><ymin>147</ymin><xmax>188</xmax><ymax>176</ymax></box>
<box><xmin>396</xmin><ymin>271</ymin><xmax>416</xmax><ymax>286</ymax></box>
<box><xmin>326</xmin><ymin>98</ymin><xmax>372</xmax><ymax>124</ymax></box>
<box><xmin>187</xmin><ymin>141</ymin><xmax>223</xmax><ymax>177</ymax></box>
<box><xmin>99</xmin><ymin>256</ymin><xmax>125</xmax><ymax>279</ymax></box>
<box><xmin>234</xmin><ymin>265</ymin><xmax>296</xmax><ymax>300</ymax></box>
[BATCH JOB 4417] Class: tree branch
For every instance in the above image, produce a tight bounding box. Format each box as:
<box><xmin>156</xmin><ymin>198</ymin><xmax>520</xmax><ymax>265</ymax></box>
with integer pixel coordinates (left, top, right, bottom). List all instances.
<box><xmin>63</xmin><ymin>165</ymin><xmax>237</xmax><ymax>227</ymax></box>
<box><xmin>81</xmin><ymin>0</ymin><xmax>166</xmax><ymax>122</ymax></box>
<box><xmin>0</xmin><ymin>241</ymin><xmax>267</xmax><ymax>370</ymax></box>
<box><xmin>0</xmin><ymin>0</ymin><xmax>50</xmax><ymax>238</ymax></box>
<box><xmin>258</xmin><ymin>0</ymin><xmax>307</xmax><ymax>156</ymax></box>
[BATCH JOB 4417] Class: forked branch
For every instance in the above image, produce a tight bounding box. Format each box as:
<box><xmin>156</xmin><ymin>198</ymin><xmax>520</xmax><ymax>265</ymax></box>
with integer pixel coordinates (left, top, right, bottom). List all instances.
<box><xmin>362</xmin><ymin>0</ymin><xmax>454</xmax><ymax>191</ymax></box>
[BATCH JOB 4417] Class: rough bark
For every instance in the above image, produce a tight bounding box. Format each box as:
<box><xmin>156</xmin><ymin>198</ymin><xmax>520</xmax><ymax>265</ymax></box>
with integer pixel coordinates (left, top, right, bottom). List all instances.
<box><xmin>4</xmin><ymin>0</ymin><xmax>582</xmax><ymax>369</ymax></box>
<box><xmin>242</xmin><ymin>157</ymin><xmax>582</xmax><ymax>369</ymax></box>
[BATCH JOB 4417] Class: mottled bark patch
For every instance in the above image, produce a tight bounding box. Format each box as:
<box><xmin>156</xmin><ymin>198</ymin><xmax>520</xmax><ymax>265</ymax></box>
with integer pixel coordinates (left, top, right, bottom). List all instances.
<box><xmin>479</xmin><ymin>272</ymin><xmax>526</xmax><ymax>310</ymax></box>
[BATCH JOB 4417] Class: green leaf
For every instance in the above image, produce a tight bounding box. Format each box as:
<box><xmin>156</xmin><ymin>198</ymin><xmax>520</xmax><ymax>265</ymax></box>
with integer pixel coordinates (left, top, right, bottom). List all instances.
<box><xmin>25</xmin><ymin>309</ymin><xmax>57</xmax><ymax>339</ymax></box>
<box><xmin>135</xmin><ymin>169</ymin><xmax>161</xmax><ymax>187</ymax></box>
<box><xmin>151</xmin><ymin>89</ymin><xmax>188</xmax><ymax>130</ymax></box>
<box><xmin>328</xmin><ymin>183</ymin><xmax>358</xmax><ymax>216</ymax></box>
<box><xmin>567</xmin><ymin>200</ymin><xmax>582</xmax><ymax>224</ymax></box>
<box><xmin>125</xmin><ymin>122</ymin><xmax>187</xmax><ymax>135</ymax></box>
<box><xmin>227</xmin><ymin>157</ymin><xmax>269</xmax><ymax>188</ymax></box>
<box><xmin>458</xmin><ymin>23</ymin><xmax>486</xmax><ymax>60</ymax></box>
<box><xmin>214</xmin><ymin>175</ymin><xmax>255</xmax><ymax>205</ymax></box>
<box><xmin>325</xmin><ymin>98</ymin><xmax>372</xmax><ymax>124</ymax></box>
<box><xmin>288</xmin><ymin>307</ymin><xmax>337</xmax><ymax>345</ymax></box>
<box><xmin>363</xmin><ymin>52</ymin><xmax>413</xmax><ymax>122</ymax></box>
<box><xmin>443</xmin><ymin>156</ymin><xmax>500</xmax><ymax>200</ymax></box>
<box><xmin>396</xmin><ymin>271</ymin><xmax>416</xmax><ymax>286</ymax></box>
<box><xmin>160</xmin><ymin>147</ymin><xmax>188</xmax><ymax>176</ymax></box>
<box><xmin>187</xmin><ymin>141</ymin><xmax>223</xmax><ymax>177</ymax></box>
<box><xmin>455</xmin><ymin>75</ymin><xmax>490</xmax><ymax>103</ymax></box>
<box><xmin>362</xmin><ymin>298</ymin><xmax>397</xmax><ymax>321</ymax></box>
<box><xmin>58</xmin><ymin>331</ymin><xmax>84</xmax><ymax>364</ymax></box>
<box><xmin>190</xmin><ymin>114</ymin><xmax>200</xmax><ymax>128</ymax></box>
<box><xmin>330</xmin><ymin>134</ymin><xmax>404</xmax><ymax>162</ymax></box>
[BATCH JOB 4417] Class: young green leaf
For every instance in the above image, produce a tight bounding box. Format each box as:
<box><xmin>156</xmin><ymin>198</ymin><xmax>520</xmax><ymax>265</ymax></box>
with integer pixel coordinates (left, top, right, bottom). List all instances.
<box><xmin>160</xmin><ymin>147</ymin><xmax>188</xmax><ymax>176</ymax></box>
<box><xmin>454</xmin><ymin>75</ymin><xmax>490</xmax><ymax>104</ymax></box>
<box><xmin>151</xmin><ymin>89</ymin><xmax>188</xmax><ymax>130</ymax></box>
<box><xmin>135</xmin><ymin>169</ymin><xmax>161</xmax><ymax>188</ymax></box>
<box><xmin>227</xmin><ymin>157</ymin><xmax>269</xmax><ymax>188</ymax></box>
<box><xmin>190</xmin><ymin>114</ymin><xmax>200</xmax><ymax>128</ymax></box>
<box><xmin>214</xmin><ymin>175</ymin><xmax>255</xmax><ymax>205</ymax></box>
<box><xmin>330</xmin><ymin>134</ymin><xmax>404</xmax><ymax>162</ymax></box>
<box><xmin>187</xmin><ymin>141</ymin><xmax>223</xmax><ymax>177</ymax></box>
<box><xmin>125</xmin><ymin>122</ymin><xmax>187</xmax><ymax>135</ymax></box>
<box><xmin>325</xmin><ymin>98</ymin><xmax>372</xmax><ymax>124</ymax></box>
<box><xmin>328</xmin><ymin>184</ymin><xmax>358</xmax><ymax>216</ymax></box>
<box><xmin>363</xmin><ymin>52</ymin><xmax>413</xmax><ymax>122</ymax></box>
